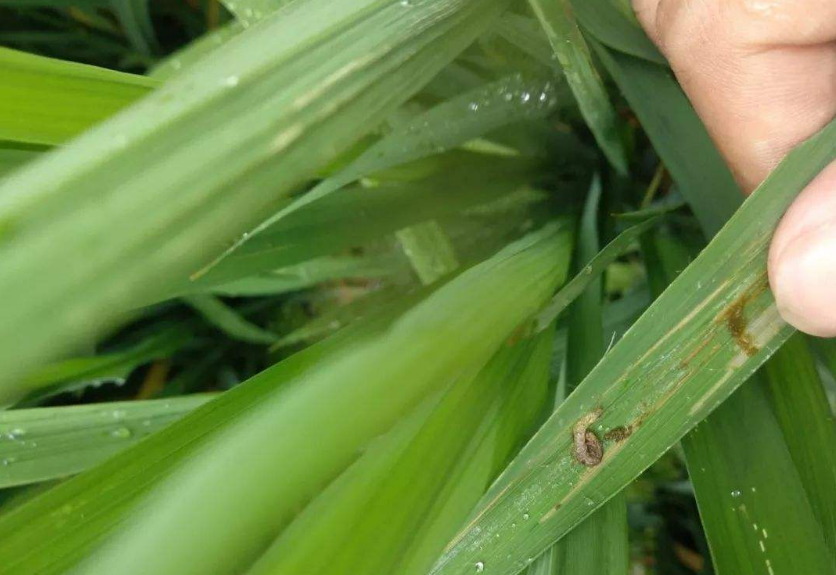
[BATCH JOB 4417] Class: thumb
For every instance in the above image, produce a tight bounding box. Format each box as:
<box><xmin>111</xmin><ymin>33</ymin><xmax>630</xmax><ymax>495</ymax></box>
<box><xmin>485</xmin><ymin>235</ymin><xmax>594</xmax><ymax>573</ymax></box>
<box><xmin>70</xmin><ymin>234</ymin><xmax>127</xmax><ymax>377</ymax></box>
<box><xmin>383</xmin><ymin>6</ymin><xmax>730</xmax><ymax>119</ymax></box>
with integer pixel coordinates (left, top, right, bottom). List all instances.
<box><xmin>633</xmin><ymin>0</ymin><xmax>836</xmax><ymax>335</ymax></box>
<box><xmin>769</xmin><ymin>162</ymin><xmax>836</xmax><ymax>336</ymax></box>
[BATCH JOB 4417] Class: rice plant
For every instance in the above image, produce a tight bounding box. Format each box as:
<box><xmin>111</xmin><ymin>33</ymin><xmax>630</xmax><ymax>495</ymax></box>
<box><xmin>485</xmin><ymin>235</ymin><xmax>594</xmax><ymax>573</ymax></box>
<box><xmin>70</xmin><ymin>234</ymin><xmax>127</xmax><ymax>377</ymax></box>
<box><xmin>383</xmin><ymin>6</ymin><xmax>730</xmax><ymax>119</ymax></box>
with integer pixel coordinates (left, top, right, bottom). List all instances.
<box><xmin>0</xmin><ymin>1</ymin><xmax>834</xmax><ymax>574</ymax></box>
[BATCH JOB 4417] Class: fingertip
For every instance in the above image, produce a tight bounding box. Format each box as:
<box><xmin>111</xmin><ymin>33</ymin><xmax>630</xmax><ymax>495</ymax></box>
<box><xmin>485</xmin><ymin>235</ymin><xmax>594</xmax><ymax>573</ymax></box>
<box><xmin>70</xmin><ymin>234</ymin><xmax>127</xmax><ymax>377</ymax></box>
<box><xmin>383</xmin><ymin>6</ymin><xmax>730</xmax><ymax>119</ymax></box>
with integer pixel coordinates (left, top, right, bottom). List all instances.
<box><xmin>770</xmin><ymin>161</ymin><xmax>836</xmax><ymax>262</ymax></box>
<box><xmin>770</xmin><ymin>220</ymin><xmax>836</xmax><ymax>337</ymax></box>
<box><xmin>769</xmin><ymin>161</ymin><xmax>836</xmax><ymax>337</ymax></box>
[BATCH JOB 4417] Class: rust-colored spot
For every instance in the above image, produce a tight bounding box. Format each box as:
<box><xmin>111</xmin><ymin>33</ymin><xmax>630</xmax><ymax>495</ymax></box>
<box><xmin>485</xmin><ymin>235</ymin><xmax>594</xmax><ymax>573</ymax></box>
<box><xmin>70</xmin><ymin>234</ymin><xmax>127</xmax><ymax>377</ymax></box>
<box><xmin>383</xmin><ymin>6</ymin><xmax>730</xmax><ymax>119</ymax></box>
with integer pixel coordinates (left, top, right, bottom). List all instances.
<box><xmin>680</xmin><ymin>337</ymin><xmax>712</xmax><ymax>369</ymax></box>
<box><xmin>715</xmin><ymin>276</ymin><xmax>768</xmax><ymax>358</ymax></box>
<box><xmin>604</xmin><ymin>426</ymin><xmax>633</xmax><ymax>442</ymax></box>
<box><xmin>720</xmin><ymin>300</ymin><xmax>758</xmax><ymax>357</ymax></box>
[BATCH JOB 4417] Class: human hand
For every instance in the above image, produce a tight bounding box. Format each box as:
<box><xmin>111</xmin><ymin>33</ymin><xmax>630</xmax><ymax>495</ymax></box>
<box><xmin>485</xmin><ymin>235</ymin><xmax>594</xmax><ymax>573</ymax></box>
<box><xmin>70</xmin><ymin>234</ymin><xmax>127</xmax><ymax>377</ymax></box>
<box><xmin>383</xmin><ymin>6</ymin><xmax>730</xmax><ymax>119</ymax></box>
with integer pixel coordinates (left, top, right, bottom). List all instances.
<box><xmin>632</xmin><ymin>0</ymin><xmax>836</xmax><ymax>336</ymax></box>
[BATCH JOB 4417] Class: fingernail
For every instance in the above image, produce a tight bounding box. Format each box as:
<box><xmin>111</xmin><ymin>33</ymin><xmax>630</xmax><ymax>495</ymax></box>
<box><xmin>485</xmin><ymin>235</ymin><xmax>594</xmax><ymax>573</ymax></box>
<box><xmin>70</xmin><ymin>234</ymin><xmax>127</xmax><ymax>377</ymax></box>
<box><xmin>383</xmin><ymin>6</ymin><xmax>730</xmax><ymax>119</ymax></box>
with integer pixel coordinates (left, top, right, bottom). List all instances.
<box><xmin>770</xmin><ymin>222</ymin><xmax>836</xmax><ymax>337</ymax></box>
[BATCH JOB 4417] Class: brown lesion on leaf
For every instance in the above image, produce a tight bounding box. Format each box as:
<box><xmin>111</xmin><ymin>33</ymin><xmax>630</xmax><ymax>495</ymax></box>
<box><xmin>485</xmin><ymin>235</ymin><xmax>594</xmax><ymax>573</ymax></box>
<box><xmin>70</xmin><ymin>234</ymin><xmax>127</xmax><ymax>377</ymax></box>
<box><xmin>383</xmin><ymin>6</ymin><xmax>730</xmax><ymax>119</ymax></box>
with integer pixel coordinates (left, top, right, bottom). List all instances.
<box><xmin>604</xmin><ymin>399</ymin><xmax>661</xmax><ymax>445</ymax></box>
<box><xmin>573</xmin><ymin>408</ymin><xmax>604</xmax><ymax>467</ymax></box>
<box><xmin>604</xmin><ymin>426</ymin><xmax>633</xmax><ymax>442</ymax></box>
<box><xmin>605</xmin><ymin>406</ymin><xmax>650</xmax><ymax>443</ymax></box>
<box><xmin>723</xmin><ymin>302</ymin><xmax>758</xmax><ymax>357</ymax></box>
<box><xmin>715</xmin><ymin>275</ymin><xmax>768</xmax><ymax>358</ymax></box>
<box><xmin>679</xmin><ymin>336</ymin><xmax>713</xmax><ymax>369</ymax></box>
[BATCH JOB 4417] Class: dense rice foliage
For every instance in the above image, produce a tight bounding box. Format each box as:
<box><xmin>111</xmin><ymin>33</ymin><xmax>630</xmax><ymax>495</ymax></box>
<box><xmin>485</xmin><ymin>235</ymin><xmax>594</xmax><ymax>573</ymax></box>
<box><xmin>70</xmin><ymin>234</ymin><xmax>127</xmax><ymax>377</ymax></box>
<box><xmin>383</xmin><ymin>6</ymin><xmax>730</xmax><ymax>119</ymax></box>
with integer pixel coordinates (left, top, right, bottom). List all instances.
<box><xmin>0</xmin><ymin>2</ymin><xmax>834</xmax><ymax>575</ymax></box>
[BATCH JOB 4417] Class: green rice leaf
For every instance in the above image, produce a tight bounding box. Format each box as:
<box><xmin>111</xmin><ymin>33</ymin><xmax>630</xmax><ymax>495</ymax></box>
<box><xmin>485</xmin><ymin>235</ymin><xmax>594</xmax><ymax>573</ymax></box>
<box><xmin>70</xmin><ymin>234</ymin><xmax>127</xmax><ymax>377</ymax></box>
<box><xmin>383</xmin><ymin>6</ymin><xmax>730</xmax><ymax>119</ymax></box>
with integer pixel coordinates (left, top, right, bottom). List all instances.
<box><xmin>0</xmin><ymin>144</ymin><xmax>42</xmax><ymax>180</ymax></box>
<box><xmin>0</xmin><ymin>0</ymin><xmax>516</xmax><ymax>402</ymax></box>
<box><xmin>109</xmin><ymin>0</ymin><xmax>158</xmax><ymax>57</ymax></box>
<box><xmin>195</xmin><ymin>72</ymin><xmax>561</xmax><ymax>277</ymax></box>
<box><xmin>397</xmin><ymin>220</ymin><xmax>460</xmax><ymax>285</ymax></box>
<box><xmin>183</xmin><ymin>294</ymin><xmax>278</xmax><ymax>345</ymax></box>
<box><xmin>207</xmin><ymin>253</ymin><xmax>405</xmax><ymax>297</ymax></box>
<box><xmin>428</xmin><ymin>115</ymin><xmax>836</xmax><ymax>575</ymax></box>
<box><xmin>645</xmin><ymin>228</ymin><xmax>836</xmax><ymax>575</ymax></box>
<box><xmin>150</xmin><ymin>22</ymin><xmax>247</xmax><ymax>80</ymax></box>
<box><xmin>590</xmin><ymin>40</ymin><xmax>738</xmax><ymax>237</ymax></box>
<box><xmin>763</xmin><ymin>335</ymin><xmax>836</xmax><ymax>555</ymax></box>
<box><xmin>190</xmin><ymin>153</ymin><xmax>544</xmax><ymax>289</ymax></box>
<box><xmin>0</xmin><ymin>0</ymin><xmax>110</xmax><ymax>7</ymax></box>
<box><xmin>535</xmin><ymin>214</ymin><xmax>659</xmax><ymax>330</ymax></box>
<box><xmin>528</xmin><ymin>2</ymin><xmax>627</xmax><ymax>174</ymax></box>
<box><xmin>542</xmin><ymin>176</ymin><xmax>628</xmax><ymax>575</ymax></box>
<box><xmin>16</xmin><ymin>324</ymin><xmax>194</xmax><ymax>404</ymax></box>
<box><xmin>570</xmin><ymin>0</ymin><xmax>665</xmax><ymax>65</ymax></box>
<box><xmin>0</xmin><ymin>395</ymin><xmax>214</xmax><ymax>488</ymax></box>
<box><xmin>0</xmin><ymin>47</ymin><xmax>156</xmax><ymax>146</ymax></box>
<box><xmin>0</xmin><ymin>224</ymin><xmax>571</xmax><ymax>575</ymax></box>
<box><xmin>246</xmin><ymin>329</ymin><xmax>556</xmax><ymax>575</ymax></box>
<box><xmin>220</xmin><ymin>0</ymin><xmax>293</xmax><ymax>27</ymax></box>
<box><xmin>599</xmin><ymin>11</ymin><xmax>836</xmax><ymax>567</ymax></box>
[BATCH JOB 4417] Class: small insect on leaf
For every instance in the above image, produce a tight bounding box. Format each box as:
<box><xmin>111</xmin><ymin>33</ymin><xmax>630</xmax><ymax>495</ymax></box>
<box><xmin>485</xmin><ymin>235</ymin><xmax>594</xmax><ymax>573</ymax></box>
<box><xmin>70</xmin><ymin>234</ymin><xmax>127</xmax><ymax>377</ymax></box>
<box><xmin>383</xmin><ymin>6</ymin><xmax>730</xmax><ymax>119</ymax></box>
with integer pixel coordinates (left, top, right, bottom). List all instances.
<box><xmin>573</xmin><ymin>408</ymin><xmax>604</xmax><ymax>467</ymax></box>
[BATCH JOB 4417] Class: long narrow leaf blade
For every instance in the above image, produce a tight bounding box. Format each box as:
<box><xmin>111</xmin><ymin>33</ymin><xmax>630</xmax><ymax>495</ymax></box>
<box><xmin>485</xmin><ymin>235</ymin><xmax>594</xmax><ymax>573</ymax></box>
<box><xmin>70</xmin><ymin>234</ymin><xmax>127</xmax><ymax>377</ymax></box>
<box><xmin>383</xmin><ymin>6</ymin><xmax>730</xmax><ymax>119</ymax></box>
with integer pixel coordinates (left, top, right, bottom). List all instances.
<box><xmin>528</xmin><ymin>2</ymin><xmax>627</xmax><ymax>173</ymax></box>
<box><xmin>0</xmin><ymin>224</ymin><xmax>571</xmax><ymax>575</ymax></box>
<box><xmin>429</xmin><ymin>117</ymin><xmax>836</xmax><ymax>575</ymax></box>
<box><xmin>0</xmin><ymin>395</ymin><xmax>214</xmax><ymax>488</ymax></box>
<box><xmin>645</xmin><ymin>228</ymin><xmax>836</xmax><ymax>575</ymax></box>
<box><xmin>546</xmin><ymin>177</ymin><xmax>628</xmax><ymax>575</ymax></box>
<box><xmin>0</xmin><ymin>0</ymin><xmax>515</xmax><ymax>401</ymax></box>
<box><xmin>0</xmin><ymin>47</ymin><xmax>156</xmax><ymax>146</ymax></box>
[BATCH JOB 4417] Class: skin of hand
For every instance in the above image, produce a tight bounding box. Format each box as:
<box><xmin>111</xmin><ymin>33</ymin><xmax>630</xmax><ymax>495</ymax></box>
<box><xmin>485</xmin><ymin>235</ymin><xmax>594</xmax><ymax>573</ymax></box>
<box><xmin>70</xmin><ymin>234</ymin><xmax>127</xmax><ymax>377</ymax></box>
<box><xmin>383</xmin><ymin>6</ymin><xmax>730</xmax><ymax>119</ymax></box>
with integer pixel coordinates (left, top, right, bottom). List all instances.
<box><xmin>631</xmin><ymin>0</ymin><xmax>836</xmax><ymax>336</ymax></box>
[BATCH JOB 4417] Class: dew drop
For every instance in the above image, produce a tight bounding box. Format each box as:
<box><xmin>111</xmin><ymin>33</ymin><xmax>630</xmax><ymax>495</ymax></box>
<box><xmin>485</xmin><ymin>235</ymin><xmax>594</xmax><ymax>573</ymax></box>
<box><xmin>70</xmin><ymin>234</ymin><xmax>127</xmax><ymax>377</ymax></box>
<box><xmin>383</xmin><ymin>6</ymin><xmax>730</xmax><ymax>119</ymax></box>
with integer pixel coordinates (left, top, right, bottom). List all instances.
<box><xmin>731</xmin><ymin>490</ymin><xmax>741</xmax><ymax>498</ymax></box>
<box><xmin>475</xmin><ymin>562</ymin><xmax>484</xmax><ymax>572</ymax></box>
<box><xmin>225</xmin><ymin>76</ymin><xmax>240</xmax><ymax>87</ymax></box>
<box><xmin>110</xmin><ymin>427</ymin><xmax>132</xmax><ymax>439</ymax></box>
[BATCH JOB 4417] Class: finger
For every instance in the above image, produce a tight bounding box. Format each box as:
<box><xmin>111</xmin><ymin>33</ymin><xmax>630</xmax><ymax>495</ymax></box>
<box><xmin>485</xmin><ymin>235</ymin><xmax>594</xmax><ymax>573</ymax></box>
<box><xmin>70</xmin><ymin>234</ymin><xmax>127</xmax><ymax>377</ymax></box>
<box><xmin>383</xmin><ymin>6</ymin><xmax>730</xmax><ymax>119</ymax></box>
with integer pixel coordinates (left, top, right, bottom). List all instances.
<box><xmin>728</xmin><ymin>0</ymin><xmax>836</xmax><ymax>46</ymax></box>
<box><xmin>769</xmin><ymin>161</ymin><xmax>836</xmax><ymax>337</ymax></box>
<box><xmin>631</xmin><ymin>0</ymin><xmax>661</xmax><ymax>42</ymax></box>
<box><xmin>632</xmin><ymin>0</ymin><xmax>836</xmax><ymax>336</ymax></box>
<box><xmin>632</xmin><ymin>0</ymin><xmax>836</xmax><ymax>191</ymax></box>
